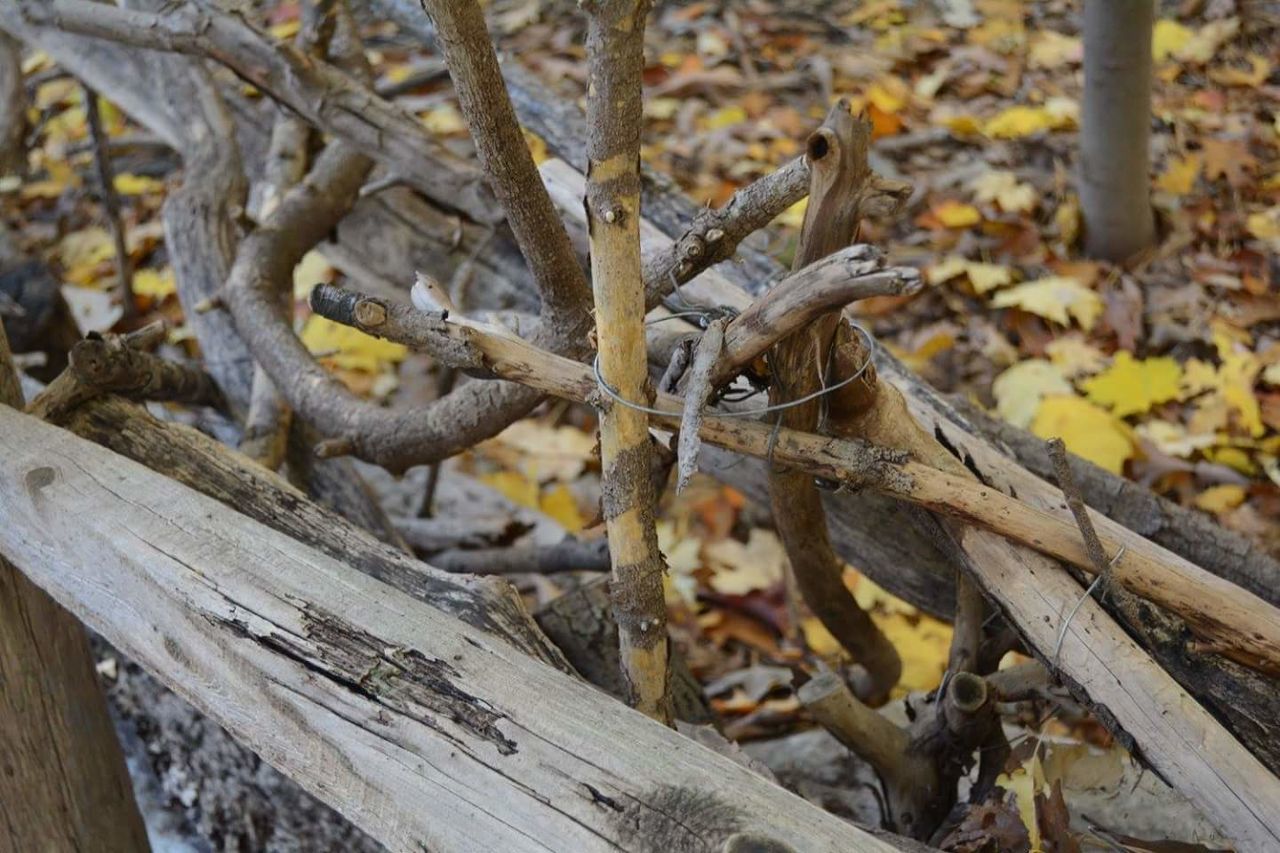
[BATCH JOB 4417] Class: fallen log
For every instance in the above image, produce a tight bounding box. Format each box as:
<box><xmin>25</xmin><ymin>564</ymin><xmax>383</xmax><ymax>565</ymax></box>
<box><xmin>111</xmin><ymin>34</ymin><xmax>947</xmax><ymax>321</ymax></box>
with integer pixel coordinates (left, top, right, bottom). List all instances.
<box><xmin>0</xmin><ymin>406</ymin><xmax>904</xmax><ymax>853</ymax></box>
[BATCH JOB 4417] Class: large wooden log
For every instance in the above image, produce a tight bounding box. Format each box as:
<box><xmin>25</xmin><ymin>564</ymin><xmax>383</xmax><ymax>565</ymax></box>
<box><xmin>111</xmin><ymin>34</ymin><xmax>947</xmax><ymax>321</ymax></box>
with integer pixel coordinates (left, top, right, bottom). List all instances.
<box><xmin>0</xmin><ymin>330</ymin><xmax>149</xmax><ymax>850</ymax></box>
<box><xmin>0</xmin><ymin>406</ymin><xmax>901</xmax><ymax>853</ymax></box>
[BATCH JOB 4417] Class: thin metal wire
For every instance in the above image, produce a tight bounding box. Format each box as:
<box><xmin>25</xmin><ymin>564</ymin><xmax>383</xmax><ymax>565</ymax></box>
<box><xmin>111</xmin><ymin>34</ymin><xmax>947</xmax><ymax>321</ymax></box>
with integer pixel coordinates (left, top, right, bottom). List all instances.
<box><xmin>592</xmin><ymin>323</ymin><xmax>877</xmax><ymax>420</ymax></box>
<box><xmin>1052</xmin><ymin>544</ymin><xmax>1126</xmax><ymax>670</ymax></box>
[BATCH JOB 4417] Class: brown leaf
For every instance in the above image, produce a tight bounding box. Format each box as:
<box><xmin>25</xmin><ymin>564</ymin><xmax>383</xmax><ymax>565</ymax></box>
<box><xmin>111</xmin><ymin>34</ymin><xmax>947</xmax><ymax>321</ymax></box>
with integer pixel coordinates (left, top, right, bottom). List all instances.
<box><xmin>1035</xmin><ymin>780</ymin><xmax>1080</xmax><ymax>853</ymax></box>
<box><xmin>1201</xmin><ymin>138</ymin><xmax>1257</xmax><ymax>188</ymax></box>
<box><xmin>940</xmin><ymin>796</ymin><xmax>1032</xmax><ymax>853</ymax></box>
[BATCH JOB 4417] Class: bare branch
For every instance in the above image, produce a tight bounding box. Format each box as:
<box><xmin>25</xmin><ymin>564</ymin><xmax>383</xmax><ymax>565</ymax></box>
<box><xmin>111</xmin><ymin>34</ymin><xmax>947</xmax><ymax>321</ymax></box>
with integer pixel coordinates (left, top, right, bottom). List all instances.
<box><xmin>430</xmin><ymin>538</ymin><xmax>611</xmax><ymax>575</ymax></box>
<box><xmin>81</xmin><ymin>83</ymin><xmax>135</xmax><ymax>319</ymax></box>
<box><xmin>418</xmin><ymin>0</ymin><xmax>591</xmax><ymax>325</ymax></box>
<box><xmin>21</xmin><ymin>0</ymin><xmax>496</xmax><ymax>221</ymax></box>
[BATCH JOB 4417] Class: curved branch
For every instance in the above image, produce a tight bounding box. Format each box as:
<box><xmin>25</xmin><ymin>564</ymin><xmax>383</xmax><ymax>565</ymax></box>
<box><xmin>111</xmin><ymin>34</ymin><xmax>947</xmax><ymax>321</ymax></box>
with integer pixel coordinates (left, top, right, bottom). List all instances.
<box><xmin>21</xmin><ymin>0</ymin><xmax>496</xmax><ymax>222</ymax></box>
<box><xmin>711</xmin><ymin>248</ymin><xmax>922</xmax><ymax>386</ymax></box>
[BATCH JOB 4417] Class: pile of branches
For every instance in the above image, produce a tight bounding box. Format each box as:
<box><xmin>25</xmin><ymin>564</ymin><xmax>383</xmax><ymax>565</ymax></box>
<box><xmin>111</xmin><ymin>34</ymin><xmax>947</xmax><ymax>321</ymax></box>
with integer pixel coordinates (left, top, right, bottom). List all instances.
<box><xmin>2</xmin><ymin>1</ymin><xmax>1280</xmax><ymax>850</ymax></box>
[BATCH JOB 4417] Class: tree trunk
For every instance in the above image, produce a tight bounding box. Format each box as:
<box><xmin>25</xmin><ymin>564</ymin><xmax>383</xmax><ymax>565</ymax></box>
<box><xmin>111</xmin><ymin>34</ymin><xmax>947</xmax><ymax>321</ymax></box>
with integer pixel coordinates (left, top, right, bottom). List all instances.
<box><xmin>1081</xmin><ymin>0</ymin><xmax>1156</xmax><ymax>261</ymax></box>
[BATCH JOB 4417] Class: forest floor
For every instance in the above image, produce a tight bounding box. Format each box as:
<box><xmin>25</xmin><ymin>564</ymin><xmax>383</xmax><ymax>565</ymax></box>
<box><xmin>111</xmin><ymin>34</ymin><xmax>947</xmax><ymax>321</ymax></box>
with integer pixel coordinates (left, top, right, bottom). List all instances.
<box><xmin>3</xmin><ymin>0</ymin><xmax>1278</xmax><ymax>850</ymax></box>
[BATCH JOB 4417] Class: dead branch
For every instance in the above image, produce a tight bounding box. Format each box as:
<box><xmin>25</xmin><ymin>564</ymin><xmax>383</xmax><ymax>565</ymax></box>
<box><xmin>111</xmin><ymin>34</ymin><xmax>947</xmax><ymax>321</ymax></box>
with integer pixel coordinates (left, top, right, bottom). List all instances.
<box><xmin>418</xmin><ymin>0</ymin><xmax>591</xmax><ymax>326</ymax></box>
<box><xmin>20</xmin><ymin>0</ymin><xmax>496</xmax><ymax>222</ymax></box>
<box><xmin>799</xmin><ymin>670</ymin><xmax>1003</xmax><ymax>839</ymax></box>
<box><xmin>431</xmin><ymin>538</ymin><xmax>611</xmax><ymax>575</ymax></box>
<box><xmin>81</xmin><ymin>82</ymin><xmax>135</xmax><ymax>318</ymax></box>
<box><xmin>766</xmin><ymin>103</ymin><xmax>901</xmax><ymax>701</ymax></box>
<box><xmin>711</xmin><ymin>246</ymin><xmax>922</xmax><ymax>387</ymax></box>
<box><xmin>676</xmin><ymin>315</ymin><xmax>727</xmax><ymax>492</ymax></box>
<box><xmin>306</xmin><ymin>284</ymin><xmax>1280</xmax><ymax>678</ymax></box>
<box><xmin>58</xmin><ymin>393</ymin><xmax>572</xmax><ymax>670</ymax></box>
<box><xmin>581</xmin><ymin>0</ymin><xmax>670</xmax><ymax>722</ymax></box>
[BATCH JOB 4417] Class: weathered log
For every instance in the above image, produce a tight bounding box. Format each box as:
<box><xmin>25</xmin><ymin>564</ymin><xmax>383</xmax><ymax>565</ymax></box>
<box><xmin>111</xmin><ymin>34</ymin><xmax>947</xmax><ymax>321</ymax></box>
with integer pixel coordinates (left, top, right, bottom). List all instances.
<box><xmin>0</xmin><ymin>407</ymin><xmax>903</xmax><ymax>853</ymax></box>
<box><xmin>59</xmin><ymin>395</ymin><xmax>571</xmax><ymax>671</ymax></box>
<box><xmin>0</xmin><ymin>325</ymin><xmax>149</xmax><ymax>851</ymax></box>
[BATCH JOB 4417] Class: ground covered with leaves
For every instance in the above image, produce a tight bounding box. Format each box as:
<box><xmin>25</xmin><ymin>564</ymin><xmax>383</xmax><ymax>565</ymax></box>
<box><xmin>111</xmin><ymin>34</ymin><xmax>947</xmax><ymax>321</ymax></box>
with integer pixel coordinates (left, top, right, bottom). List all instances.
<box><xmin>4</xmin><ymin>0</ymin><xmax>1278</xmax><ymax>850</ymax></box>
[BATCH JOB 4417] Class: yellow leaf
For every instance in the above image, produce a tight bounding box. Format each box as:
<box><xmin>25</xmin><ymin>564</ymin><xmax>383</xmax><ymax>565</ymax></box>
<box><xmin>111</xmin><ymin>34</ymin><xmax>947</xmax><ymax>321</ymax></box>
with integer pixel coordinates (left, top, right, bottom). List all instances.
<box><xmin>268</xmin><ymin>19</ymin><xmax>301</xmax><ymax>40</ymax></box>
<box><xmin>1032</xmin><ymin>396</ymin><xmax>1133</xmax><ymax>474</ymax></box>
<box><xmin>1205</xmin><ymin>446</ymin><xmax>1257</xmax><ymax>475</ymax></box>
<box><xmin>21</xmin><ymin>50</ymin><xmax>51</xmax><ymax>76</ymax></box>
<box><xmin>1177</xmin><ymin>17</ymin><xmax>1240</xmax><ymax>64</ymax></box>
<box><xmin>1194</xmin><ymin>484</ymin><xmax>1246</xmax><ymax>513</ymax></box>
<box><xmin>1219</xmin><ymin>345</ymin><xmax>1264</xmax><ymax>437</ymax></box>
<box><xmin>1246</xmin><ymin>207</ymin><xmax>1280</xmax><ymax>248</ymax></box>
<box><xmin>983</xmin><ymin>99</ymin><xmax>1077</xmax><ymax>139</ymax></box>
<box><xmin>478</xmin><ymin>470</ymin><xmax>541</xmax><ymax>511</ymax></box>
<box><xmin>706</xmin><ymin>105</ymin><xmax>748</xmax><ymax>130</ymax></box>
<box><xmin>866</xmin><ymin>80</ymin><xmax>907</xmax><ymax>114</ymax></box>
<box><xmin>964</xmin><ymin>262</ymin><xmax>1013</xmax><ymax>294</ymax></box>
<box><xmin>991</xmin><ymin>276</ymin><xmax>1103</xmax><ymax>331</ymax></box>
<box><xmin>1046</xmin><ymin>335</ymin><xmax>1107</xmax><ymax>379</ymax></box>
<box><xmin>58</xmin><ymin>226</ymin><xmax>115</xmax><ymax>285</ymax></box>
<box><xmin>539</xmin><ymin>486</ymin><xmax>585</xmax><ymax>533</ymax></box>
<box><xmin>1209</xmin><ymin>54</ymin><xmax>1271</xmax><ymax>87</ymax></box>
<box><xmin>420</xmin><ymin>104</ymin><xmax>466</xmax><ymax>135</ymax></box>
<box><xmin>778</xmin><ymin>197</ymin><xmax>807</xmax><ymax>229</ymax></box>
<box><xmin>993</xmin><ymin>359</ymin><xmax>1072</xmax><ymax>429</ymax></box>
<box><xmin>1054</xmin><ymin>195</ymin><xmax>1081</xmax><ymax>247</ymax></box>
<box><xmin>925</xmin><ymin>256</ymin><xmax>968</xmax><ymax>285</ymax></box>
<box><xmin>970</xmin><ymin>170</ymin><xmax>1037</xmax><ymax>213</ymax></box>
<box><xmin>299</xmin><ymin>315</ymin><xmax>407</xmax><ymax>373</ymax></box>
<box><xmin>801</xmin><ymin>617</ymin><xmax>844</xmax><ymax>659</ymax></box>
<box><xmin>1155</xmin><ymin>154</ymin><xmax>1201</xmax><ymax>195</ymax></box>
<box><xmin>933</xmin><ymin>200</ymin><xmax>982</xmax><ymax>228</ymax></box>
<box><xmin>1081</xmin><ymin>352</ymin><xmax>1182</xmax><ymax>417</ymax></box>
<box><xmin>872</xmin><ymin>610</ymin><xmax>953</xmax><ymax>696</ymax></box>
<box><xmin>492</xmin><ymin>419</ymin><xmax>597</xmax><ymax>482</ymax></box>
<box><xmin>936</xmin><ymin>111</ymin><xmax>983</xmax><ymax>136</ymax></box>
<box><xmin>113</xmin><ymin>173</ymin><xmax>165</xmax><ymax>195</ymax></box>
<box><xmin>1028</xmin><ymin>31</ymin><xmax>1081</xmax><ymax>68</ymax></box>
<box><xmin>131</xmin><ymin>267</ymin><xmax>176</xmax><ymax>299</ymax></box>
<box><xmin>293</xmin><ymin>250</ymin><xmax>335</xmax><ymax>301</ymax></box>
<box><xmin>645</xmin><ymin>97</ymin><xmax>681</xmax><ymax>120</ymax></box>
<box><xmin>1152</xmin><ymin>19</ymin><xmax>1192</xmax><ymax>62</ymax></box>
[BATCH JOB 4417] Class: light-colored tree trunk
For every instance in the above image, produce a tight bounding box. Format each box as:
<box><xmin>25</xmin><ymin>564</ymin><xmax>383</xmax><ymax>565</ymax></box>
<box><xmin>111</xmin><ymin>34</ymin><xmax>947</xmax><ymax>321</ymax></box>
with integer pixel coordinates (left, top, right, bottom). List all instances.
<box><xmin>0</xmin><ymin>324</ymin><xmax>149</xmax><ymax>851</ymax></box>
<box><xmin>1081</xmin><ymin>0</ymin><xmax>1156</xmax><ymax>261</ymax></box>
<box><xmin>583</xmin><ymin>0</ymin><xmax>671</xmax><ymax>722</ymax></box>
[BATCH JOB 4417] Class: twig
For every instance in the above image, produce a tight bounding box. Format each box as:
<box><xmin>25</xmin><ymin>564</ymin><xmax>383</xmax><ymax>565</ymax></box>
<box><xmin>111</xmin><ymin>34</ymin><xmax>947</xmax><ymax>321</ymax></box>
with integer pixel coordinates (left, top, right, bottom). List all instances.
<box><xmin>676</xmin><ymin>315</ymin><xmax>727</xmax><ymax>492</ymax></box>
<box><xmin>80</xmin><ymin>82</ymin><xmax>134</xmax><ymax>318</ymax></box>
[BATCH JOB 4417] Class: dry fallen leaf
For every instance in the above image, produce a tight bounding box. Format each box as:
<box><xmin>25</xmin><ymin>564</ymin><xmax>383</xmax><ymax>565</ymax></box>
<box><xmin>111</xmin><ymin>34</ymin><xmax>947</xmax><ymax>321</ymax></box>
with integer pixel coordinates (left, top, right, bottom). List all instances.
<box><xmin>993</xmin><ymin>359</ymin><xmax>1073</xmax><ymax>428</ymax></box>
<box><xmin>1032</xmin><ymin>396</ymin><xmax>1134</xmax><ymax>474</ymax></box>
<box><xmin>1081</xmin><ymin>352</ymin><xmax>1183</xmax><ymax>418</ymax></box>
<box><xmin>991</xmin><ymin>276</ymin><xmax>1103</xmax><ymax>331</ymax></box>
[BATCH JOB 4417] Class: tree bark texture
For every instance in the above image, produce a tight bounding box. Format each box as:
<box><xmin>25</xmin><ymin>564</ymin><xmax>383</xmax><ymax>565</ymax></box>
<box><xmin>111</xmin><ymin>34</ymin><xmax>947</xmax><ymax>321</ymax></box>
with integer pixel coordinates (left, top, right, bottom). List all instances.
<box><xmin>1081</xmin><ymin>0</ymin><xmax>1156</xmax><ymax>261</ymax></box>
<box><xmin>582</xmin><ymin>0</ymin><xmax>671</xmax><ymax>722</ymax></box>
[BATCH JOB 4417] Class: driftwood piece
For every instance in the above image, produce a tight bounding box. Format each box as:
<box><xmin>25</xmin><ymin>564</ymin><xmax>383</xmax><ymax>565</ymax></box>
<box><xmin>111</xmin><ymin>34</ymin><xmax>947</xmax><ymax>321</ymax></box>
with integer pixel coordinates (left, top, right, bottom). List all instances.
<box><xmin>58</xmin><ymin>395</ymin><xmax>571</xmax><ymax>671</ymax></box>
<box><xmin>0</xmin><ymin>407</ymin><xmax>903</xmax><ymax>853</ymax></box>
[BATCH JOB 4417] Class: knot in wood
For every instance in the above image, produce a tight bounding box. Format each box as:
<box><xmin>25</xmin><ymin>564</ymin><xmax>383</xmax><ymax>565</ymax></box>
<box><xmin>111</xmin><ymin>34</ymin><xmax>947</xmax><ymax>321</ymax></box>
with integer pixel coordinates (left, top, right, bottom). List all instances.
<box><xmin>705</xmin><ymin>228</ymin><xmax>725</xmax><ymax>244</ymax></box>
<box><xmin>354</xmin><ymin>299</ymin><xmax>388</xmax><ymax>328</ymax></box>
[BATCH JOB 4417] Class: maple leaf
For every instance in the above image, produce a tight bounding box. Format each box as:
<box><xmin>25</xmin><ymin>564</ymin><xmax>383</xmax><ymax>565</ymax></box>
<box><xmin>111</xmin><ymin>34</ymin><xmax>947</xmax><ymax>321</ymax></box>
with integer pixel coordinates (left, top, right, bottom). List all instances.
<box><xmin>993</xmin><ymin>359</ymin><xmax>1072</xmax><ymax>428</ymax></box>
<box><xmin>991</xmin><ymin>276</ymin><xmax>1103</xmax><ymax>331</ymax></box>
<box><xmin>1031</xmin><ymin>396</ymin><xmax>1133</xmax><ymax>474</ymax></box>
<box><xmin>1154</xmin><ymin>154</ymin><xmax>1201</xmax><ymax>196</ymax></box>
<box><xmin>1081</xmin><ymin>352</ymin><xmax>1182</xmax><ymax>418</ymax></box>
<box><xmin>1201</xmin><ymin>138</ymin><xmax>1256</xmax><ymax>188</ymax></box>
<box><xmin>983</xmin><ymin>99</ymin><xmax>1077</xmax><ymax>139</ymax></box>
<box><xmin>299</xmin><ymin>315</ymin><xmax>407</xmax><ymax>372</ymax></box>
<box><xmin>1151</xmin><ymin>19</ymin><xmax>1192</xmax><ymax>62</ymax></box>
